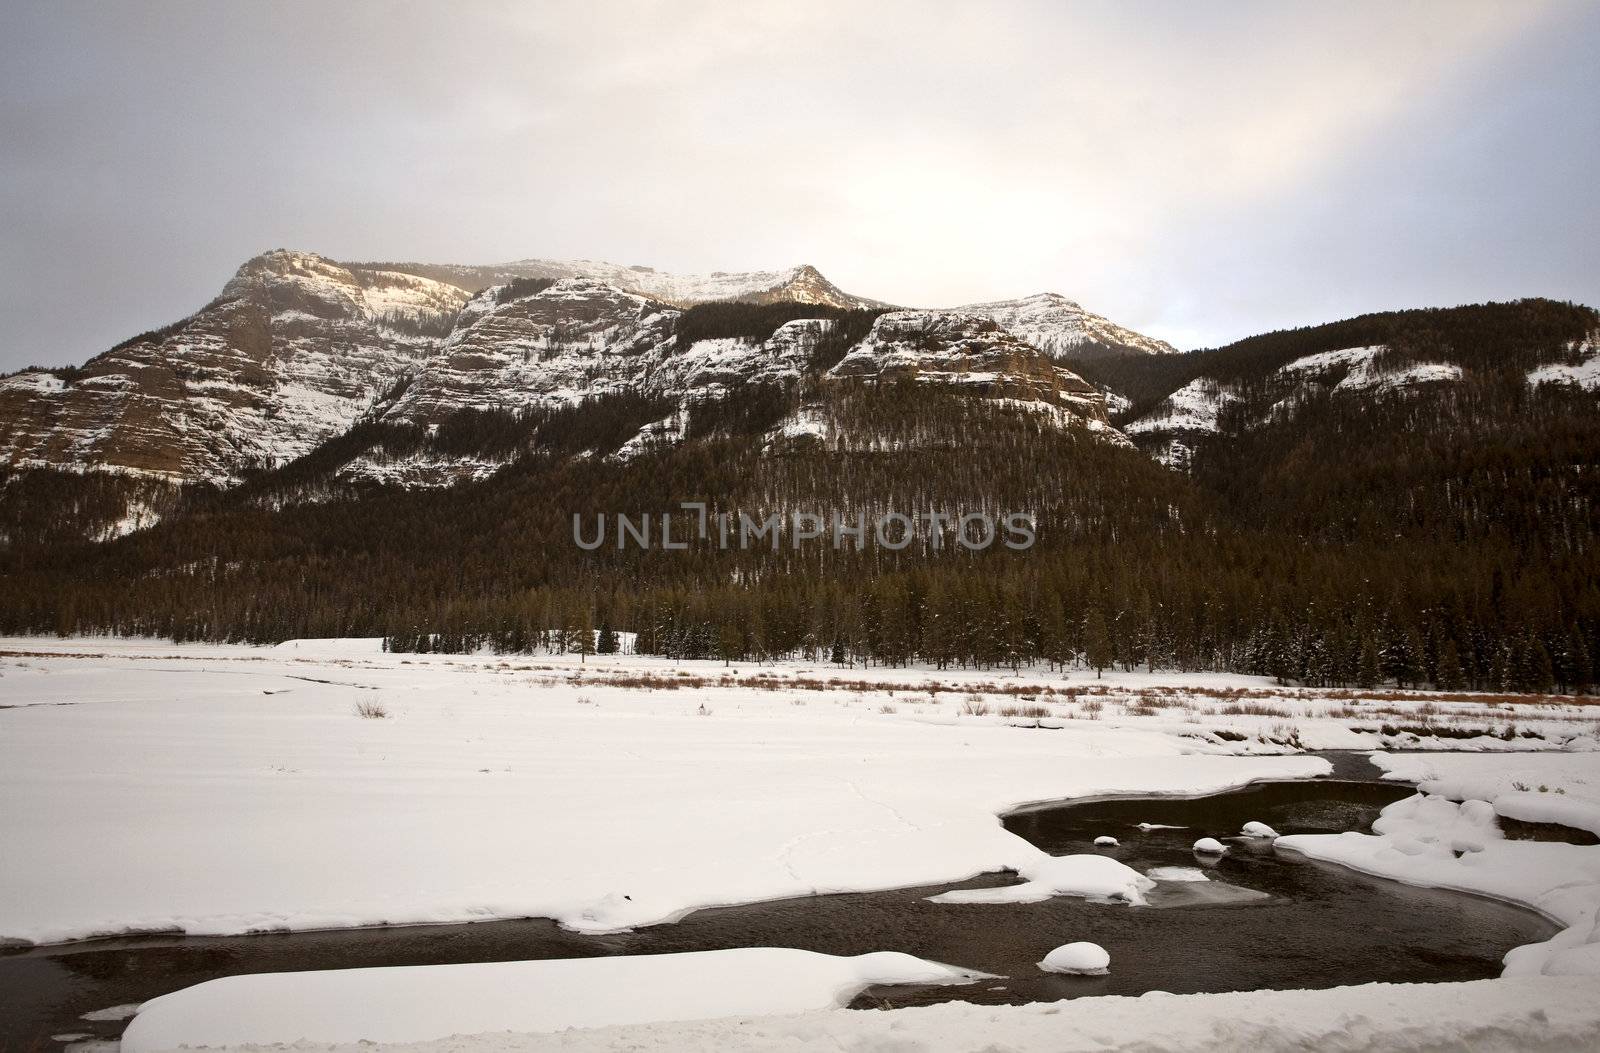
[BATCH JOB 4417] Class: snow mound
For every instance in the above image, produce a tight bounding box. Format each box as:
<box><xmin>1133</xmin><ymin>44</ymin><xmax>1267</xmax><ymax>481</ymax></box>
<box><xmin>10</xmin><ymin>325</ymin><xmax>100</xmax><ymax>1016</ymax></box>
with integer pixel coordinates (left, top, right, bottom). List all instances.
<box><xmin>928</xmin><ymin>854</ymin><xmax>1155</xmax><ymax>906</ymax></box>
<box><xmin>1136</xmin><ymin>822</ymin><xmax>1186</xmax><ymax>831</ymax></box>
<box><xmin>1372</xmin><ymin>793</ymin><xmax>1500</xmax><ymax>854</ymax></box>
<box><xmin>1038</xmin><ymin>941</ymin><xmax>1110</xmax><ymax>975</ymax></box>
<box><xmin>1094</xmin><ymin>835</ymin><xmax>1120</xmax><ymax>847</ymax></box>
<box><xmin>1241</xmin><ymin>821</ymin><xmax>1279</xmax><ymax>838</ymax></box>
<box><xmin>119</xmin><ymin>948</ymin><xmax>993</xmax><ymax>1051</ymax></box>
<box><xmin>1193</xmin><ymin>837</ymin><xmax>1228</xmax><ymax>854</ymax></box>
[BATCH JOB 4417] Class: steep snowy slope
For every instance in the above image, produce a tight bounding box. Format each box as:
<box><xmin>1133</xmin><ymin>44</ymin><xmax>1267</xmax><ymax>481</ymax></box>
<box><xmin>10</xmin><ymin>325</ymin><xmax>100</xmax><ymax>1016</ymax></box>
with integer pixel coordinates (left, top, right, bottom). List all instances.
<box><xmin>959</xmin><ymin>292</ymin><xmax>1177</xmax><ymax>358</ymax></box>
<box><xmin>650</xmin><ymin>318</ymin><xmax>836</xmax><ymax>399</ymax></box>
<box><xmin>1527</xmin><ymin>333</ymin><xmax>1600</xmax><ymax>391</ymax></box>
<box><xmin>1119</xmin><ymin>343</ymin><xmax>1471</xmax><ymax>468</ymax></box>
<box><xmin>0</xmin><ymin>251</ymin><xmax>466</xmax><ymax>482</ymax></box>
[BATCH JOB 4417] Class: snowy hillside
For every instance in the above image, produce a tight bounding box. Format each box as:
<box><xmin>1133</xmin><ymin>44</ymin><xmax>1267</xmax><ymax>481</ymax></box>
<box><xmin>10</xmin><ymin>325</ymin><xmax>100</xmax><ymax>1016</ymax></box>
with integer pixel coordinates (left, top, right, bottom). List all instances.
<box><xmin>959</xmin><ymin>292</ymin><xmax>1178</xmax><ymax>358</ymax></box>
<box><xmin>1527</xmin><ymin>333</ymin><xmax>1600</xmax><ymax>391</ymax></box>
<box><xmin>1125</xmin><ymin>343</ymin><xmax>1466</xmax><ymax>442</ymax></box>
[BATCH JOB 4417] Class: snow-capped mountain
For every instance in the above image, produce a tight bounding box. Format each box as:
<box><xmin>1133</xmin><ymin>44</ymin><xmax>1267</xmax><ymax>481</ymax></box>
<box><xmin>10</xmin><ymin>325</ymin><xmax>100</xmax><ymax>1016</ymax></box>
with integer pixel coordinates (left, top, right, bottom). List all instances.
<box><xmin>384</xmin><ymin>288</ymin><xmax>1114</xmax><ymax>431</ymax></box>
<box><xmin>957</xmin><ymin>292</ymin><xmax>1178</xmax><ymax>359</ymax></box>
<box><xmin>360</xmin><ymin>258</ymin><xmax>887</xmax><ymax>311</ymax></box>
<box><xmin>0</xmin><ymin>250</ymin><xmax>465</xmax><ymax>482</ymax></box>
<box><xmin>0</xmin><ymin>248</ymin><xmax>1175</xmax><ymax>487</ymax></box>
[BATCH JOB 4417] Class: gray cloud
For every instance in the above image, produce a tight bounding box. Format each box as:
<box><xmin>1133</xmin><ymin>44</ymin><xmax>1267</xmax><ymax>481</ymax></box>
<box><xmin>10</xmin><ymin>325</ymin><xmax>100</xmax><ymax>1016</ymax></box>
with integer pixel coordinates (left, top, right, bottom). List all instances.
<box><xmin>1</xmin><ymin>0</ymin><xmax>1596</xmax><ymax>371</ymax></box>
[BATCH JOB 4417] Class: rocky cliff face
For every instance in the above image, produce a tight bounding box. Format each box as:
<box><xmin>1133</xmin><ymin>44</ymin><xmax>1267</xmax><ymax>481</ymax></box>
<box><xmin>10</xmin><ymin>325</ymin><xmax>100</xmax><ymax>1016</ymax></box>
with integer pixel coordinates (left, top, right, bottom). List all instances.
<box><xmin>3</xmin><ymin>250</ymin><xmax>1168</xmax><ymax>485</ymax></box>
<box><xmin>0</xmin><ymin>251</ymin><xmax>465</xmax><ymax>482</ymax></box>
<box><xmin>825</xmin><ymin>311</ymin><xmax>1111</xmax><ymax>419</ymax></box>
<box><xmin>383</xmin><ymin>278</ymin><xmax>679</xmax><ymax>425</ymax></box>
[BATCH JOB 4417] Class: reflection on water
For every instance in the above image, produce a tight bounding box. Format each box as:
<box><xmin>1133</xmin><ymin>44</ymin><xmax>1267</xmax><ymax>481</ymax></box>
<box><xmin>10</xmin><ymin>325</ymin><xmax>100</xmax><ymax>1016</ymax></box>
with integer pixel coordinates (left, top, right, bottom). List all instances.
<box><xmin>0</xmin><ymin>778</ymin><xmax>1561</xmax><ymax>1048</ymax></box>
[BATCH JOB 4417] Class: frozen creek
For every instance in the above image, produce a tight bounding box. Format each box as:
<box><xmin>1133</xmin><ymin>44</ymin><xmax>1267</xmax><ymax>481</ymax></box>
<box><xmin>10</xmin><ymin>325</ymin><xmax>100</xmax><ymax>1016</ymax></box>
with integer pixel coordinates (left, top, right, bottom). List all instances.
<box><xmin>1</xmin><ymin>769</ymin><xmax>1569</xmax><ymax>1050</ymax></box>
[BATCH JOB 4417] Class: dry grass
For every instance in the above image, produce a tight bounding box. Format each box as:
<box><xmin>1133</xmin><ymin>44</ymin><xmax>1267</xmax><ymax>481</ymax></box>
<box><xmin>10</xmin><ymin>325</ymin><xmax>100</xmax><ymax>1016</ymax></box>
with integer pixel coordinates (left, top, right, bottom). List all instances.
<box><xmin>998</xmin><ymin>702</ymin><xmax>1051</xmax><ymax>719</ymax></box>
<box><xmin>1222</xmin><ymin>702</ymin><xmax>1296</xmax><ymax>718</ymax></box>
<box><xmin>353</xmin><ymin>699</ymin><xmax>388</xmax><ymax>719</ymax></box>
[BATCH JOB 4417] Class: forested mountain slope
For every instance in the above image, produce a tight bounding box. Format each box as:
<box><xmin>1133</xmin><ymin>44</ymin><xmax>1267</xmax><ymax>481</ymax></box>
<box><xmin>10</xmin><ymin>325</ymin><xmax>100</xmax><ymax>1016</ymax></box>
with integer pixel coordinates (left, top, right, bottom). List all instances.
<box><xmin>2</xmin><ymin>288</ymin><xmax>1596</xmax><ymax>695</ymax></box>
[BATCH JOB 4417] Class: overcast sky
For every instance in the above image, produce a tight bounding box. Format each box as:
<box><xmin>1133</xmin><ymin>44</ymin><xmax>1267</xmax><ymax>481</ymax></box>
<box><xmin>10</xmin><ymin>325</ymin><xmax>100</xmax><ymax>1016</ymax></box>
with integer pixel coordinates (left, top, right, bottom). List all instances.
<box><xmin>2</xmin><ymin>0</ymin><xmax>1597</xmax><ymax>371</ymax></box>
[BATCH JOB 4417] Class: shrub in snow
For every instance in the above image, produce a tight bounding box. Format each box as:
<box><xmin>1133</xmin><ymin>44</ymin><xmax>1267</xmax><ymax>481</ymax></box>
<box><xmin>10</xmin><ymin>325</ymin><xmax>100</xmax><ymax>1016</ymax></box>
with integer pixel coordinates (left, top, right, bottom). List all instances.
<box><xmin>1038</xmin><ymin>942</ymin><xmax>1110</xmax><ymax>975</ymax></box>
<box><xmin>1241</xmin><ymin>821</ymin><xmax>1279</xmax><ymax>838</ymax></box>
<box><xmin>1193</xmin><ymin>837</ymin><xmax>1227</xmax><ymax>854</ymax></box>
<box><xmin>1094</xmin><ymin>835</ymin><xmax>1118</xmax><ymax>847</ymax></box>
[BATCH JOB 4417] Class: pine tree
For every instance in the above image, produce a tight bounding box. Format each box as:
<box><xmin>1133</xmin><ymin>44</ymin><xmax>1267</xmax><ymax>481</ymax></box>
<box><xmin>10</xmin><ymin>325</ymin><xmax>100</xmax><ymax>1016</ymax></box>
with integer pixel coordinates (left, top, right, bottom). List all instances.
<box><xmin>1084</xmin><ymin>609</ymin><xmax>1112</xmax><ymax>679</ymax></box>
<box><xmin>1529</xmin><ymin>639</ymin><xmax>1556</xmax><ymax>695</ymax></box>
<box><xmin>597</xmin><ymin>622</ymin><xmax>619</xmax><ymax>655</ymax></box>
<box><xmin>1357</xmin><ymin>636</ymin><xmax>1381</xmax><ymax>689</ymax></box>
<box><xmin>576</xmin><ymin>603</ymin><xmax>595</xmax><ymax>663</ymax></box>
<box><xmin>1437</xmin><ymin>639</ymin><xmax>1465</xmax><ymax>691</ymax></box>
<box><xmin>1569</xmin><ymin>629</ymin><xmax>1593</xmax><ymax>696</ymax></box>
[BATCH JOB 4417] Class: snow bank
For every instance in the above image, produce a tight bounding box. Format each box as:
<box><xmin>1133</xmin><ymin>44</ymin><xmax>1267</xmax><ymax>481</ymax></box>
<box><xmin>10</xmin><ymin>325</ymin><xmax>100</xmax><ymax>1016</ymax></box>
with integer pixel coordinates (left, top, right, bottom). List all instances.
<box><xmin>1279</xmin><ymin>791</ymin><xmax>1600</xmax><ymax>976</ymax></box>
<box><xmin>1193</xmin><ymin>837</ymin><xmax>1227</xmax><ymax>854</ymax></box>
<box><xmin>1494</xmin><ymin>792</ymin><xmax>1600</xmax><ymax>838</ymax></box>
<box><xmin>1039</xmin><ymin>941</ymin><xmax>1110</xmax><ymax>975</ymax></box>
<box><xmin>1372</xmin><ymin>752</ymin><xmax>1600</xmax><ymax>836</ymax></box>
<box><xmin>926</xmin><ymin>853</ymin><xmax>1154</xmax><ymax>905</ymax></box>
<box><xmin>1241</xmin><ymin>821</ymin><xmax>1279</xmax><ymax>838</ymax></box>
<box><xmin>120</xmin><ymin>948</ymin><xmax>991</xmax><ymax>1051</ymax></box>
<box><xmin>1094</xmin><ymin>835</ymin><xmax>1120</xmax><ymax>847</ymax></box>
<box><xmin>190</xmin><ymin>978</ymin><xmax>1600</xmax><ymax>1052</ymax></box>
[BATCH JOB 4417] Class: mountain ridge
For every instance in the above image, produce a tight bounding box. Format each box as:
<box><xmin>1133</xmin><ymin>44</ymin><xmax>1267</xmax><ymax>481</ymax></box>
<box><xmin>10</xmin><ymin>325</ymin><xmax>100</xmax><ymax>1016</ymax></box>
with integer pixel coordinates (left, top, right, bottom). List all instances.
<box><xmin>0</xmin><ymin>249</ymin><xmax>1159</xmax><ymax>485</ymax></box>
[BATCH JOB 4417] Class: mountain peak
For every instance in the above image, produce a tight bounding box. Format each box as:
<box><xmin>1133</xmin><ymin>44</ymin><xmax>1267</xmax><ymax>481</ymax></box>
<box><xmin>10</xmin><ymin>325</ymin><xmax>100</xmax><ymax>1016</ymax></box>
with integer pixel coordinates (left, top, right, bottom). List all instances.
<box><xmin>957</xmin><ymin>292</ymin><xmax>1176</xmax><ymax>359</ymax></box>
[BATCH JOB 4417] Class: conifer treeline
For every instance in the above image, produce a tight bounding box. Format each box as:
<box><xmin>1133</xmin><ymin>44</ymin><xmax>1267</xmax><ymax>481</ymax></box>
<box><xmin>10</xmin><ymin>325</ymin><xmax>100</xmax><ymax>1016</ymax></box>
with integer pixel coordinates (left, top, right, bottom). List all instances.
<box><xmin>2</xmin><ymin>299</ymin><xmax>1597</xmax><ymax>692</ymax></box>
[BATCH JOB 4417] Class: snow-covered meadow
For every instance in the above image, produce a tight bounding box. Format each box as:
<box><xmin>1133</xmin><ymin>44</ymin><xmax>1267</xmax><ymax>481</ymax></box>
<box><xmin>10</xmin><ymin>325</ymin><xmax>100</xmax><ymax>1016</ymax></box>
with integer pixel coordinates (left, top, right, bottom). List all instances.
<box><xmin>3</xmin><ymin>637</ymin><xmax>1599</xmax><ymax>1050</ymax></box>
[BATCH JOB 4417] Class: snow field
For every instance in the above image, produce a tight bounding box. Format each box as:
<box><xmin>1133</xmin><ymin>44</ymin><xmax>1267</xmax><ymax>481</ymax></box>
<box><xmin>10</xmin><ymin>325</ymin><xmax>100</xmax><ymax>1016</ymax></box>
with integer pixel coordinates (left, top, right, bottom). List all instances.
<box><xmin>5</xmin><ymin>639</ymin><xmax>1599</xmax><ymax>1049</ymax></box>
<box><xmin>1</xmin><ymin>638</ymin><xmax>1330</xmax><ymax>946</ymax></box>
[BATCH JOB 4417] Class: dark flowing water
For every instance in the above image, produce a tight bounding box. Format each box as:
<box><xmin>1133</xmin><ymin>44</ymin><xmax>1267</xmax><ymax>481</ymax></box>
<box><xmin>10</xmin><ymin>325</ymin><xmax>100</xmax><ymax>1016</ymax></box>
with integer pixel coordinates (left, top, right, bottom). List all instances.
<box><xmin>0</xmin><ymin>768</ymin><xmax>1565</xmax><ymax>1049</ymax></box>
